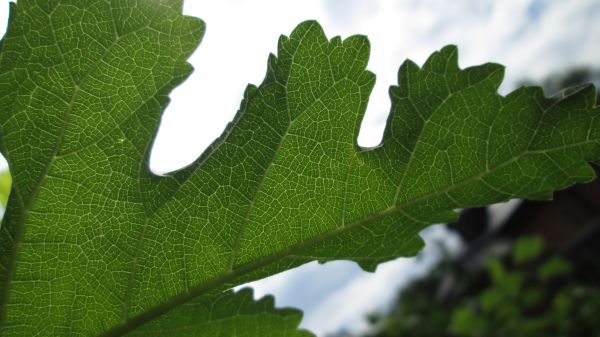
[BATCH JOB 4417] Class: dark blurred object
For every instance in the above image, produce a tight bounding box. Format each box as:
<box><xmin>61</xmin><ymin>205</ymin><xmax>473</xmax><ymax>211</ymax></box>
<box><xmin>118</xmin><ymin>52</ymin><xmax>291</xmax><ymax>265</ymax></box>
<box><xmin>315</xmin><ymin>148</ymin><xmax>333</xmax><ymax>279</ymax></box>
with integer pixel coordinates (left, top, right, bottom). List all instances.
<box><xmin>522</xmin><ymin>68</ymin><xmax>600</xmax><ymax>105</ymax></box>
<box><xmin>541</xmin><ymin>68</ymin><xmax>600</xmax><ymax>102</ymax></box>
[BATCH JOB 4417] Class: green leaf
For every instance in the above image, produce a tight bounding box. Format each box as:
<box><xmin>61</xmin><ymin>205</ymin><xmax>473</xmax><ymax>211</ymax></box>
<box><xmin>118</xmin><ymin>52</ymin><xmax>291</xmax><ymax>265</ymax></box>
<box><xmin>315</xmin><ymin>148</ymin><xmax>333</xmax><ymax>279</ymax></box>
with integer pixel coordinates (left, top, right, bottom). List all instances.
<box><xmin>0</xmin><ymin>1</ymin><xmax>599</xmax><ymax>336</ymax></box>
<box><xmin>451</xmin><ymin>307</ymin><xmax>488</xmax><ymax>336</ymax></box>
<box><xmin>486</xmin><ymin>259</ymin><xmax>506</xmax><ymax>284</ymax></box>
<box><xmin>126</xmin><ymin>288</ymin><xmax>313</xmax><ymax>337</ymax></box>
<box><xmin>538</xmin><ymin>257</ymin><xmax>571</xmax><ymax>281</ymax></box>
<box><xmin>513</xmin><ymin>235</ymin><xmax>544</xmax><ymax>265</ymax></box>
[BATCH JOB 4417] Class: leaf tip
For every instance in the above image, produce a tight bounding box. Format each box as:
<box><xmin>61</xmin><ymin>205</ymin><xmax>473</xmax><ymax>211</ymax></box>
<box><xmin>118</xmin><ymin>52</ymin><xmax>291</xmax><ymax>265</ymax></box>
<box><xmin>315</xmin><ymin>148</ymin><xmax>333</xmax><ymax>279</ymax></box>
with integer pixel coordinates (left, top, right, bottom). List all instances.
<box><xmin>357</xmin><ymin>261</ymin><xmax>378</xmax><ymax>272</ymax></box>
<box><xmin>290</xmin><ymin>20</ymin><xmax>326</xmax><ymax>43</ymax></box>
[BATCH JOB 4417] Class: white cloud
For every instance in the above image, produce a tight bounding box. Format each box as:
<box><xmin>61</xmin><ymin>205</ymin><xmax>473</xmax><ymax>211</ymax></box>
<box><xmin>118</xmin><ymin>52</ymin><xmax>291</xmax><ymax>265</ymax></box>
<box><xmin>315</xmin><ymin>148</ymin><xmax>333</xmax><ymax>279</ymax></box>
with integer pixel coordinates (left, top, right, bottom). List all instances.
<box><xmin>301</xmin><ymin>259</ymin><xmax>417</xmax><ymax>335</ymax></box>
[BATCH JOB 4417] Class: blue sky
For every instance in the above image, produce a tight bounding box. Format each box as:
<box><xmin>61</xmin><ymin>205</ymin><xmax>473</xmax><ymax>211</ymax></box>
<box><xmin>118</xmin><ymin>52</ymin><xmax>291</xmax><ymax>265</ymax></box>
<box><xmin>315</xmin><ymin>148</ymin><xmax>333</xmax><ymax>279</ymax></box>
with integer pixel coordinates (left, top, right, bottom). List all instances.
<box><xmin>1</xmin><ymin>0</ymin><xmax>600</xmax><ymax>335</ymax></box>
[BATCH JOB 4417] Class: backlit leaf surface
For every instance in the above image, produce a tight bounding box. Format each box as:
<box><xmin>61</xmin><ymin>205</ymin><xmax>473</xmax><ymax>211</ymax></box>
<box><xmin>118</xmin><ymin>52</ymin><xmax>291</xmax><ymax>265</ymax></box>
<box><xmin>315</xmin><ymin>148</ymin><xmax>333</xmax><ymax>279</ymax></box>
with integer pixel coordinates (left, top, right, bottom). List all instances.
<box><xmin>0</xmin><ymin>1</ymin><xmax>598</xmax><ymax>336</ymax></box>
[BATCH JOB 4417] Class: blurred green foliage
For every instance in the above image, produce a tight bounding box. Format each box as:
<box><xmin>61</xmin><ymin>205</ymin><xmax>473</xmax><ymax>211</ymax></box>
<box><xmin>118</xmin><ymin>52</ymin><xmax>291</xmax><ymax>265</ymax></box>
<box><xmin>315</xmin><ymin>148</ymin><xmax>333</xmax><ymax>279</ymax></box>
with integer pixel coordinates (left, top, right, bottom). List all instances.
<box><xmin>349</xmin><ymin>236</ymin><xmax>600</xmax><ymax>337</ymax></box>
<box><xmin>451</xmin><ymin>236</ymin><xmax>581</xmax><ymax>337</ymax></box>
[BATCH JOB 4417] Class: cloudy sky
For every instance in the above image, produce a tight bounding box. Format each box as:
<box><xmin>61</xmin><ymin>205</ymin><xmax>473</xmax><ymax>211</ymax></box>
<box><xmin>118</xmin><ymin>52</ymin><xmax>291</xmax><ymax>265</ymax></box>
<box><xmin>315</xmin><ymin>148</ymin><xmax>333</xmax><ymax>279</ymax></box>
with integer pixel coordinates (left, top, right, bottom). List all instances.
<box><xmin>1</xmin><ymin>0</ymin><xmax>600</xmax><ymax>335</ymax></box>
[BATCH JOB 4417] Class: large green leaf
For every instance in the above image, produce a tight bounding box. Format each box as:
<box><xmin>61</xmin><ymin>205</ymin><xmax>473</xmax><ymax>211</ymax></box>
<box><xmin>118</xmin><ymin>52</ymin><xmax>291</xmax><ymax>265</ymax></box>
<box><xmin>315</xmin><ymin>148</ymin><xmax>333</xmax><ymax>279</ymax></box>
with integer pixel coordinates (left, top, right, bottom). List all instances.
<box><xmin>0</xmin><ymin>1</ymin><xmax>599</xmax><ymax>336</ymax></box>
